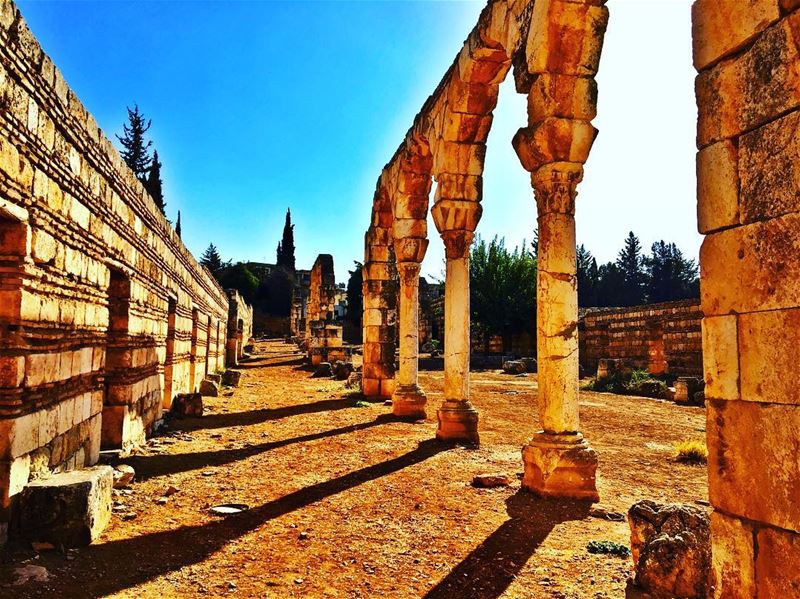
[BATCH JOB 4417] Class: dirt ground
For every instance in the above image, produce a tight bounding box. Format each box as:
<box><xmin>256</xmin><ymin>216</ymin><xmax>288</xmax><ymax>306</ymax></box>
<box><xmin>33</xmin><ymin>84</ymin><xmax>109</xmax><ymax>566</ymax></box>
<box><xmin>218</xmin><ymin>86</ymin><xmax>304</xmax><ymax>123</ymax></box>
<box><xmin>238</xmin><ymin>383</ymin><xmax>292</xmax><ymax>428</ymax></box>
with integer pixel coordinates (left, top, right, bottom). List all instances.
<box><xmin>1</xmin><ymin>339</ymin><xmax>708</xmax><ymax>598</ymax></box>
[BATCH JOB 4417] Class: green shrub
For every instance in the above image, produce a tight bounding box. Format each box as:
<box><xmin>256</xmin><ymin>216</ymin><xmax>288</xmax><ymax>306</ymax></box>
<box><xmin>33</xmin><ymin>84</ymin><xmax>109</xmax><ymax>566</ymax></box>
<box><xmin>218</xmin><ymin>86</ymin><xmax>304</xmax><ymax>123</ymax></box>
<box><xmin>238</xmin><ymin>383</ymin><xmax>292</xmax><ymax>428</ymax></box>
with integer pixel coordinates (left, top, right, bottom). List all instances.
<box><xmin>353</xmin><ymin>400</ymin><xmax>371</xmax><ymax>408</ymax></box>
<box><xmin>587</xmin><ymin>540</ymin><xmax>630</xmax><ymax>557</ymax></box>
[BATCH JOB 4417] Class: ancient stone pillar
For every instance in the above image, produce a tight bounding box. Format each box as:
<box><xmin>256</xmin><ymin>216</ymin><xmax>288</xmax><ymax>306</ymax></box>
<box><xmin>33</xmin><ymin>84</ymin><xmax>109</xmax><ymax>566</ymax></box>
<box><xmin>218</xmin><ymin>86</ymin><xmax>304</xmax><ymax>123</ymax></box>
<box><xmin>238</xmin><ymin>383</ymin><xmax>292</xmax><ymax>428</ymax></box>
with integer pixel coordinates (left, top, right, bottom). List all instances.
<box><xmin>512</xmin><ymin>0</ymin><xmax>608</xmax><ymax>501</ymax></box>
<box><xmin>391</xmin><ymin>237</ymin><xmax>428</xmax><ymax>418</ymax></box>
<box><xmin>432</xmin><ymin>199</ymin><xmax>481</xmax><ymax>444</ymax></box>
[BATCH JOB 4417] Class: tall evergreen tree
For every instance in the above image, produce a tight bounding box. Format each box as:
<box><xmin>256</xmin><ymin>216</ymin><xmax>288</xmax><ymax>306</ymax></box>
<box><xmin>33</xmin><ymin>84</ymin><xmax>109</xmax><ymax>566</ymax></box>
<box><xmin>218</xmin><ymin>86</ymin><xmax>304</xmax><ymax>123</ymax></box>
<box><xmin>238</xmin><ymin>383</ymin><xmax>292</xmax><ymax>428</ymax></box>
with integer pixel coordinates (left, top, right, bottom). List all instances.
<box><xmin>644</xmin><ymin>241</ymin><xmax>700</xmax><ymax>303</ymax></box>
<box><xmin>576</xmin><ymin>244</ymin><xmax>599</xmax><ymax>307</ymax></box>
<box><xmin>615</xmin><ymin>231</ymin><xmax>647</xmax><ymax>306</ymax></box>
<box><xmin>276</xmin><ymin>208</ymin><xmax>296</xmax><ymax>271</ymax></box>
<box><xmin>145</xmin><ymin>149</ymin><xmax>165</xmax><ymax>214</ymax></box>
<box><xmin>346</xmin><ymin>261</ymin><xmax>364</xmax><ymax>339</ymax></box>
<box><xmin>116</xmin><ymin>104</ymin><xmax>152</xmax><ymax>179</ymax></box>
<box><xmin>175</xmin><ymin>210</ymin><xmax>181</xmax><ymax>238</ymax></box>
<box><xmin>200</xmin><ymin>243</ymin><xmax>223</xmax><ymax>274</ymax></box>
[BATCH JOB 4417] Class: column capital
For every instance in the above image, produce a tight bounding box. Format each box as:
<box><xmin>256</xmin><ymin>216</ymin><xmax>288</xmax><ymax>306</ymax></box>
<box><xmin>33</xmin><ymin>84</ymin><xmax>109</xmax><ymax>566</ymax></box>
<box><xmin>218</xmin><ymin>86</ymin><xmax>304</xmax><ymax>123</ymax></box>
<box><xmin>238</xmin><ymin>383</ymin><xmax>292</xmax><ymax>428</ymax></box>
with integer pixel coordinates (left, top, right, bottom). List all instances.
<box><xmin>396</xmin><ymin>261</ymin><xmax>421</xmax><ymax>285</ymax></box>
<box><xmin>431</xmin><ymin>199</ymin><xmax>482</xmax><ymax>236</ymax></box>
<box><xmin>441</xmin><ymin>230</ymin><xmax>474</xmax><ymax>260</ymax></box>
<box><xmin>532</xmin><ymin>162</ymin><xmax>584</xmax><ymax>216</ymax></box>
<box><xmin>393</xmin><ymin>236</ymin><xmax>428</xmax><ymax>264</ymax></box>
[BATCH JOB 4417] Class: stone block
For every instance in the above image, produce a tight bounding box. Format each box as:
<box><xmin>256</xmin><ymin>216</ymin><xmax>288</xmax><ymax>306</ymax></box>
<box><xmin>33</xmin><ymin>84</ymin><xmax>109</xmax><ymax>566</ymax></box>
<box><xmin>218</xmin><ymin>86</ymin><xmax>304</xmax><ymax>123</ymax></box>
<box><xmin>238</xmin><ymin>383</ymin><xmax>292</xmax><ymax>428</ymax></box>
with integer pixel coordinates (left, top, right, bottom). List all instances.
<box><xmin>526</xmin><ymin>0</ymin><xmax>608</xmax><ymax>77</ymax></box>
<box><xmin>739</xmin><ymin>308</ymin><xmax>800</xmax><ymax>405</ymax></box>
<box><xmin>696</xmin><ymin>16</ymin><xmax>800</xmax><ymax>147</ymax></box>
<box><xmin>0</xmin><ymin>454</ymin><xmax>31</xmax><ymax>510</ymax></box>
<box><xmin>221</xmin><ymin>369</ymin><xmax>241</xmax><ymax>387</ymax></box>
<box><xmin>521</xmin><ymin>432</ymin><xmax>598</xmax><ymax>501</ymax></box>
<box><xmin>755</xmin><ymin>526</ymin><xmax>800</xmax><ymax>597</ymax></box>
<box><xmin>431</xmin><ymin>142</ymin><xmax>485</xmax><ymax>176</ymax></box>
<box><xmin>171</xmin><ymin>393</ymin><xmax>203</xmax><ymax>417</ymax></box>
<box><xmin>739</xmin><ymin>110</ymin><xmax>800</xmax><ymax>225</ymax></box>
<box><xmin>701</xmin><ymin>315</ymin><xmax>739</xmax><ymax>401</ymax></box>
<box><xmin>198</xmin><ymin>379</ymin><xmax>219</xmax><ymax>397</ymax></box>
<box><xmin>710</xmin><ymin>511</ymin><xmax>755</xmax><ymax>599</ymax></box>
<box><xmin>628</xmin><ymin>500</ymin><xmax>710</xmax><ymax>599</ymax></box>
<box><xmin>446</xmin><ymin>77</ymin><xmax>500</xmax><ymax>115</ymax></box>
<box><xmin>700</xmin><ymin>213</ymin><xmax>800</xmax><ymax>316</ymax></box>
<box><xmin>707</xmin><ymin>399</ymin><xmax>800</xmax><ymax>532</ymax></box>
<box><xmin>0</xmin><ymin>355</ymin><xmax>24</xmax><ymax>387</ymax></box>
<box><xmin>442</xmin><ymin>112</ymin><xmax>493</xmax><ymax>143</ymax></box>
<box><xmin>696</xmin><ymin>140</ymin><xmax>739</xmax><ymax>234</ymax></box>
<box><xmin>692</xmin><ymin>0</ymin><xmax>780</xmax><ymax>70</ymax></box>
<box><xmin>0</xmin><ymin>410</ymin><xmax>40</xmax><ymax>460</ymax></box>
<box><xmin>513</xmin><ymin>118</ymin><xmax>597</xmax><ymax>172</ymax></box>
<box><xmin>16</xmin><ymin>466</ymin><xmax>112</xmax><ymax>547</ymax></box>
<box><xmin>529</xmin><ymin>74</ymin><xmax>597</xmax><ymax>125</ymax></box>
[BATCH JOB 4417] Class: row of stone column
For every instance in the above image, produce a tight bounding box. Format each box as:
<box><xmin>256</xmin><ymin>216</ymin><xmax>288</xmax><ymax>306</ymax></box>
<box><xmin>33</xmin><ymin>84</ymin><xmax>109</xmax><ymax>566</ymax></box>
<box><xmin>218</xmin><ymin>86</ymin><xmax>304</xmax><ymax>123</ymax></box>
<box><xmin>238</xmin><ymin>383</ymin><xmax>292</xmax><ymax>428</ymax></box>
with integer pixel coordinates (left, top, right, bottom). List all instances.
<box><xmin>364</xmin><ymin>0</ymin><xmax>608</xmax><ymax>502</ymax></box>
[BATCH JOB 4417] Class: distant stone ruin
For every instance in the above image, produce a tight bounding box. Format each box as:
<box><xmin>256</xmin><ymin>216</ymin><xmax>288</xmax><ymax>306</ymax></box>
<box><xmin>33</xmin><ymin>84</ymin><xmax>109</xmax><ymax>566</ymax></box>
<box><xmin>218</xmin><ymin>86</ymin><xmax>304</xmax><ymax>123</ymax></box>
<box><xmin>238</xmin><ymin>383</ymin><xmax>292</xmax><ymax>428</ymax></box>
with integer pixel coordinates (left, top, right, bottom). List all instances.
<box><xmin>0</xmin><ymin>0</ymin><xmax>253</xmax><ymax>542</ymax></box>
<box><xmin>305</xmin><ymin>254</ymin><xmax>345</xmax><ymax>366</ymax></box>
<box><xmin>580</xmin><ymin>300</ymin><xmax>703</xmax><ymax>378</ymax></box>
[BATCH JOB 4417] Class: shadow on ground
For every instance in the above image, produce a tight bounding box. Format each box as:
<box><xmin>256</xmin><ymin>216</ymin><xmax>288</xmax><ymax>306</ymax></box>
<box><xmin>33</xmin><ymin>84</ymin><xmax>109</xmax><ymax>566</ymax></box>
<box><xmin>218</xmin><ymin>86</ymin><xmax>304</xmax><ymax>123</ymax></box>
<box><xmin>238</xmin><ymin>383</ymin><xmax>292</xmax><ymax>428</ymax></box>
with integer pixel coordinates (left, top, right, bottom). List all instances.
<box><xmin>424</xmin><ymin>493</ymin><xmax>593</xmax><ymax>599</ymax></box>
<box><xmin>32</xmin><ymin>440</ymin><xmax>448</xmax><ymax>598</ymax></box>
<box><xmin>126</xmin><ymin>414</ymin><xmax>396</xmax><ymax>480</ymax></box>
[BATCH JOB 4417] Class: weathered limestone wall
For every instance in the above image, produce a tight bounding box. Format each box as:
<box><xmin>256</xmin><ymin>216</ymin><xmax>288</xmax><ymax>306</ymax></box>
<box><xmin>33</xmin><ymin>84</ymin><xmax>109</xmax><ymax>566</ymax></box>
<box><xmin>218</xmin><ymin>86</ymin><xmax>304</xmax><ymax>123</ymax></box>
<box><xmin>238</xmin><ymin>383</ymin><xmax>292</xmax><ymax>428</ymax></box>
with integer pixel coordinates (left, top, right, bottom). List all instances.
<box><xmin>306</xmin><ymin>254</ymin><xmax>343</xmax><ymax>365</ymax></box>
<box><xmin>0</xmin><ymin>0</ymin><xmax>230</xmax><ymax>532</ymax></box>
<box><xmin>579</xmin><ymin>300</ymin><xmax>703</xmax><ymax>378</ymax></box>
<box><xmin>226</xmin><ymin>290</ymin><xmax>253</xmax><ymax>366</ymax></box>
<box><xmin>693</xmin><ymin>1</ymin><xmax>800</xmax><ymax>595</ymax></box>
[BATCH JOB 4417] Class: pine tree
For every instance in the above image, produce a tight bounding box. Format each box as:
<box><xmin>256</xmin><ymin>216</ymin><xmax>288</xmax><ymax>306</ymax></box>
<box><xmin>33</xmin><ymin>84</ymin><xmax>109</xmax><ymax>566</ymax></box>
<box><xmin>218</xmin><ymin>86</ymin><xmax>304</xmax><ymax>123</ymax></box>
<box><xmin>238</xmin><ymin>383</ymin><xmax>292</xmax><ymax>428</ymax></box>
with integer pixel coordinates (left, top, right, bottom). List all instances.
<box><xmin>576</xmin><ymin>244</ymin><xmax>598</xmax><ymax>307</ymax></box>
<box><xmin>145</xmin><ymin>150</ymin><xmax>165</xmax><ymax>215</ymax></box>
<box><xmin>175</xmin><ymin>210</ymin><xmax>182</xmax><ymax>238</ymax></box>
<box><xmin>276</xmin><ymin>208</ymin><xmax>296</xmax><ymax>271</ymax></box>
<box><xmin>116</xmin><ymin>104</ymin><xmax>152</xmax><ymax>179</ymax></box>
<box><xmin>200</xmin><ymin>243</ymin><xmax>223</xmax><ymax>274</ymax></box>
<box><xmin>615</xmin><ymin>231</ymin><xmax>647</xmax><ymax>306</ymax></box>
<box><xmin>644</xmin><ymin>241</ymin><xmax>700</xmax><ymax>302</ymax></box>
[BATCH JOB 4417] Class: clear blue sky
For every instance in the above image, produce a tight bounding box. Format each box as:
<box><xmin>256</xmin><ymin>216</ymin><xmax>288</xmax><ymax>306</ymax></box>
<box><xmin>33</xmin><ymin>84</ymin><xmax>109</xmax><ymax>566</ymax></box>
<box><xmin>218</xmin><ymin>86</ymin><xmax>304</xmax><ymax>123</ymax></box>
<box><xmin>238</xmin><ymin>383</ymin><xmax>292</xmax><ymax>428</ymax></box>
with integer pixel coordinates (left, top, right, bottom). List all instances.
<box><xmin>18</xmin><ymin>0</ymin><xmax>699</xmax><ymax>283</ymax></box>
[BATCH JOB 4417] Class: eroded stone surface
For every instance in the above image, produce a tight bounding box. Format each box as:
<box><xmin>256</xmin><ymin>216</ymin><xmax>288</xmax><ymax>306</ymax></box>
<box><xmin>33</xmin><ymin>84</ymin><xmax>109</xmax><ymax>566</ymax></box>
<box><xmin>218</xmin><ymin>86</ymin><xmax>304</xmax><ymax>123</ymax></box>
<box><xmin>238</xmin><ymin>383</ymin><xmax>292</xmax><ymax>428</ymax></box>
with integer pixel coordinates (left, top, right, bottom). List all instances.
<box><xmin>16</xmin><ymin>465</ymin><xmax>113</xmax><ymax>547</ymax></box>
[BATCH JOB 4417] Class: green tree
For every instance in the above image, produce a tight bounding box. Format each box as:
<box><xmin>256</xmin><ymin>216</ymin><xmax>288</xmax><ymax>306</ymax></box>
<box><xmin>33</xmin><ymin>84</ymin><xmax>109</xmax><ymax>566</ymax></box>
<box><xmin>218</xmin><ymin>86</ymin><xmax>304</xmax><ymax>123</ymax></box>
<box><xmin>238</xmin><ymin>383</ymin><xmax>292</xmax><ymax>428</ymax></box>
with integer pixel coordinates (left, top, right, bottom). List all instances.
<box><xmin>218</xmin><ymin>262</ymin><xmax>259</xmax><ymax>304</ymax></box>
<box><xmin>116</xmin><ymin>104</ymin><xmax>152</xmax><ymax>180</ymax></box>
<box><xmin>595</xmin><ymin>262</ymin><xmax>626</xmax><ymax>307</ymax></box>
<box><xmin>276</xmin><ymin>208</ymin><xmax>296</xmax><ymax>272</ymax></box>
<box><xmin>577</xmin><ymin>244</ymin><xmax>599</xmax><ymax>307</ymax></box>
<box><xmin>644</xmin><ymin>241</ymin><xmax>700</xmax><ymax>303</ymax></box>
<box><xmin>615</xmin><ymin>231</ymin><xmax>647</xmax><ymax>306</ymax></box>
<box><xmin>145</xmin><ymin>149</ymin><xmax>165</xmax><ymax>214</ymax></box>
<box><xmin>470</xmin><ymin>235</ymin><xmax>537</xmax><ymax>350</ymax></box>
<box><xmin>254</xmin><ymin>268</ymin><xmax>293</xmax><ymax>316</ymax></box>
<box><xmin>175</xmin><ymin>210</ymin><xmax>182</xmax><ymax>238</ymax></box>
<box><xmin>200</xmin><ymin>243</ymin><xmax>223</xmax><ymax>274</ymax></box>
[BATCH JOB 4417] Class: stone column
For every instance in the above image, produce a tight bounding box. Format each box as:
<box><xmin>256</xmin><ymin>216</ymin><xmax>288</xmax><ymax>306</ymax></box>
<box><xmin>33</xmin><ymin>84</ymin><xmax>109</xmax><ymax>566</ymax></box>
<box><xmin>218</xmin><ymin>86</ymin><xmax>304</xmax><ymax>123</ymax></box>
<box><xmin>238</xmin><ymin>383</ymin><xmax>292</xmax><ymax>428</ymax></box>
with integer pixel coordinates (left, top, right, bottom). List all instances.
<box><xmin>436</xmin><ymin>230</ymin><xmax>479</xmax><ymax>444</ymax></box>
<box><xmin>521</xmin><ymin>162</ymin><xmax>598</xmax><ymax>501</ymax></box>
<box><xmin>512</xmin><ymin>0</ymin><xmax>608</xmax><ymax>501</ymax></box>
<box><xmin>391</xmin><ymin>233</ymin><xmax>428</xmax><ymax>418</ymax></box>
<box><xmin>432</xmin><ymin>199</ymin><xmax>481</xmax><ymax>444</ymax></box>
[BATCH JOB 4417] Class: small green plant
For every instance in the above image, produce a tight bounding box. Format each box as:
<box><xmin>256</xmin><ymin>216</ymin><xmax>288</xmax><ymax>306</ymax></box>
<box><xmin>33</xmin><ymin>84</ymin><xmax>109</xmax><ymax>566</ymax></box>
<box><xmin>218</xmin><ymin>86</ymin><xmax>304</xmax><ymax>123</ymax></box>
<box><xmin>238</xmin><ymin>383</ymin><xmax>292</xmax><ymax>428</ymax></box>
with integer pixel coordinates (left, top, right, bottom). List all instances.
<box><xmin>675</xmin><ymin>439</ymin><xmax>708</xmax><ymax>464</ymax></box>
<box><xmin>587</xmin><ymin>540</ymin><xmax>630</xmax><ymax>557</ymax></box>
<box><xmin>354</xmin><ymin>400</ymin><xmax>371</xmax><ymax>408</ymax></box>
<box><xmin>585</xmin><ymin>368</ymin><xmax>667</xmax><ymax>399</ymax></box>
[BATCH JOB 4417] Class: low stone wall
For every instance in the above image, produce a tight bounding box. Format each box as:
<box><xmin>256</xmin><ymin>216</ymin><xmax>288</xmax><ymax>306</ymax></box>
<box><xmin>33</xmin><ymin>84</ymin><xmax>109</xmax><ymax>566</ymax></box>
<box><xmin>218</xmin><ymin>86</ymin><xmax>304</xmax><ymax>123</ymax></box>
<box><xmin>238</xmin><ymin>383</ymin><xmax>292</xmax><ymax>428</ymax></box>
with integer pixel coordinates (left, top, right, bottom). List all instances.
<box><xmin>579</xmin><ymin>300</ymin><xmax>703</xmax><ymax>378</ymax></box>
<box><xmin>0</xmin><ymin>0</ymin><xmax>233</xmax><ymax>534</ymax></box>
<box><xmin>226</xmin><ymin>290</ymin><xmax>253</xmax><ymax>366</ymax></box>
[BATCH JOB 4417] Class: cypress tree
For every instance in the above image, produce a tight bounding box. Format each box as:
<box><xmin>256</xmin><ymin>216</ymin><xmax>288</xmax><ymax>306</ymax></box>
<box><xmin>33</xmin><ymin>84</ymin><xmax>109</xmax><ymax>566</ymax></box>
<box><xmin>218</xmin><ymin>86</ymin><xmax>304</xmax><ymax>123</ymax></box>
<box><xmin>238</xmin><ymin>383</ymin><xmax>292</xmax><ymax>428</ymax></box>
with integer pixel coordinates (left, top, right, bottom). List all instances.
<box><xmin>116</xmin><ymin>104</ymin><xmax>153</xmax><ymax>180</ymax></box>
<box><xmin>175</xmin><ymin>210</ymin><xmax>182</xmax><ymax>238</ymax></box>
<box><xmin>277</xmin><ymin>208</ymin><xmax>295</xmax><ymax>272</ymax></box>
<box><xmin>145</xmin><ymin>150</ymin><xmax>165</xmax><ymax>215</ymax></box>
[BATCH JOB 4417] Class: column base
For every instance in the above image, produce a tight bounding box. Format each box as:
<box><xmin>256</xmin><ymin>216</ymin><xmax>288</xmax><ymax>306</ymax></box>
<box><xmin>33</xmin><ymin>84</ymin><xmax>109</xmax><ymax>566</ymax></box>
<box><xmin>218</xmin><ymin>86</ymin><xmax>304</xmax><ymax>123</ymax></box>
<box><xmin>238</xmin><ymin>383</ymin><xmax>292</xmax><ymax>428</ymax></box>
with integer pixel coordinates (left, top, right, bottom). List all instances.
<box><xmin>436</xmin><ymin>400</ymin><xmax>480</xmax><ymax>446</ymax></box>
<box><xmin>392</xmin><ymin>385</ymin><xmax>427</xmax><ymax>420</ymax></box>
<box><xmin>521</xmin><ymin>432</ymin><xmax>599</xmax><ymax>502</ymax></box>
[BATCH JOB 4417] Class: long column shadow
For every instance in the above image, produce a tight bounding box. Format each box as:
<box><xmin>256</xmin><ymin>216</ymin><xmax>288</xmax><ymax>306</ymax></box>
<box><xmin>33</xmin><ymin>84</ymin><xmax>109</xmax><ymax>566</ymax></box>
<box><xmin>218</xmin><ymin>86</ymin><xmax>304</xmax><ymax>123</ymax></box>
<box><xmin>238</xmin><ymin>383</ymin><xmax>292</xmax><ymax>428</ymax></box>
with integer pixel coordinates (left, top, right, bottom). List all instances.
<box><xmin>63</xmin><ymin>440</ymin><xmax>448</xmax><ymax>598</ymax></box>
<box><xmin>174</xmin><ymin>396</ymin><xmax>356</xmax><ymax>431</ymax></box>
<box><xmin>125</xmin><ymin>414</ymin><xmax>396</xmax><ymax>480</ymax></box>
<box><xmin>424</xmin><ymin>493</ymin><xmax>593</xmax><ymax>599</ymax></box>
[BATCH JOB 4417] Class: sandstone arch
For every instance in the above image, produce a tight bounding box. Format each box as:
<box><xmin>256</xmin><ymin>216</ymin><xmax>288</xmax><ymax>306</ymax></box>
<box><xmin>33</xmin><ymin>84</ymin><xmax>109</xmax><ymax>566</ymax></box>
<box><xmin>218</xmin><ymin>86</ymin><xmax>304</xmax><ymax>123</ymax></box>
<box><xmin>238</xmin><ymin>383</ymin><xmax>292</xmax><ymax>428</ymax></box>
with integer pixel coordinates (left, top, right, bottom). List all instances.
<box><xmin>363</xmin><ymin>1</ymin><xmax>800</xmax><ymax>591</ymax></box>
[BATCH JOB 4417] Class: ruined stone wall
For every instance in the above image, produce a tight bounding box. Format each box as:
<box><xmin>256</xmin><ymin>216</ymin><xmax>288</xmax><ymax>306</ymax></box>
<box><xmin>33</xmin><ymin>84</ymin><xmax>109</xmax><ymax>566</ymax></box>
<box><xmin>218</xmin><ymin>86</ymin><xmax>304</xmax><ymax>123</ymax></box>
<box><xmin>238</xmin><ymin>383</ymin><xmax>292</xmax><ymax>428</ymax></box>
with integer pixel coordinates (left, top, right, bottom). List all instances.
<box><xmin>306</xmin><ymin>254</ymin><xmax>344</xmax><ymax>365</ymax></box>
<box><xmin>693</xmin><ymin>1</ymin><xmax>800</xmax><ymax>595</ymax></box>
<box><xmin>226</xmin><ymin>290</ymin><xmax>253</xmax><ymax>366</ymax></box>
<box><xmin>579</xmin><ymin>300</ymin><xmax>703</xmax><ymax>378</ymax></box>
<box><xmin>0</xmin><ymin>0</ymin><xmax>230</xmax><ymax>531</ymax></box>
